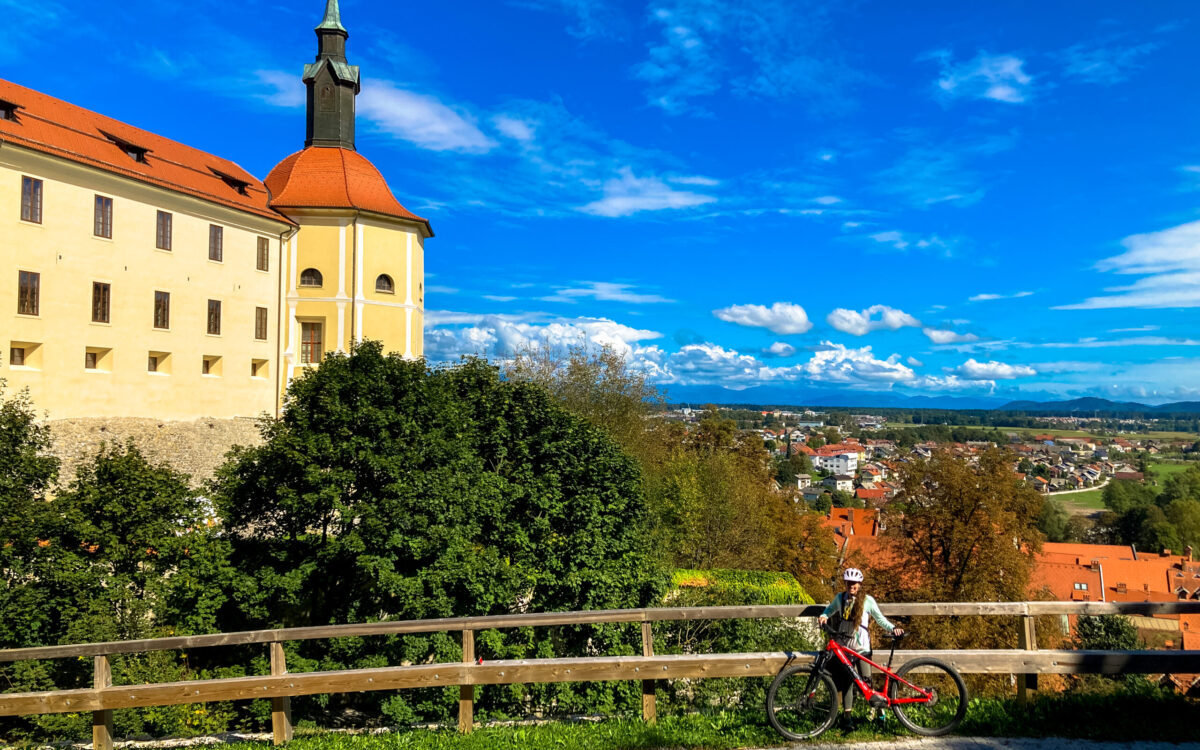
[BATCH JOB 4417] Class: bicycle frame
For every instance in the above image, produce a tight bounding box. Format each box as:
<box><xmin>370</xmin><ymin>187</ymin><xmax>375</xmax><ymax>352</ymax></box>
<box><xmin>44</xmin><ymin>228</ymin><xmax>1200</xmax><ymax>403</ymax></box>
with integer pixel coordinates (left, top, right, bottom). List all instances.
<box><xmin>814</xmin><ymin>636</ymin><xmax>933</xmax><ymax>707</ymax></box>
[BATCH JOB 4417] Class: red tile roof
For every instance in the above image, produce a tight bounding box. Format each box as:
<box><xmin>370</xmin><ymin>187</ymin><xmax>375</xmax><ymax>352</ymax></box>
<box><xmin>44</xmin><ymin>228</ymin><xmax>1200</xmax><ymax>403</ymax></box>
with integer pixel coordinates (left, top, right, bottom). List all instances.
<box><xmin>265</xmin><ymin>147</ymin><xmax>431</xmax><ymax>234</ymax></box>
<box><xmin>0</xmin><ymin>78</ymin><xmax>288</xmax><ymax>224</ymax></box>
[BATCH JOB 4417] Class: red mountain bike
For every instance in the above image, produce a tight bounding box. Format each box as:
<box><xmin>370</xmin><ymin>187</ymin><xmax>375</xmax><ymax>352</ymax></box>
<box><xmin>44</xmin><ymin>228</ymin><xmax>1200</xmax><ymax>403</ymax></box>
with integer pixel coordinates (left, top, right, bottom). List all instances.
<box><xmin>765</xmin><ymin>624</ymin><xmax>968</xmax><ymax>740</ymax></box>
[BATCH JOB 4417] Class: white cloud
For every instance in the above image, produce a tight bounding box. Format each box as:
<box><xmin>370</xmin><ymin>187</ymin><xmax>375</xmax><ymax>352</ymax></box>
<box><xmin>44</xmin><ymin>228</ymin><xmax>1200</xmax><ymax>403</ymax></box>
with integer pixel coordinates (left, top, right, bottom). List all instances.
<box><xmin>541</xmin><ymin>281</ymin><xmax>674</xmax><ymax>304</ymax></box>
<box><xmin>969</xmin><ymin>291</ymin><xmax>1034</xmax><ymax>302</ymax></box>
<box><xmin>1036</xmin><ymin>336</ymin><xmax>1200</xmax><ymax>349</ymax></box>
<box><xmin>633</xmin><ymin>0</ymin><xmax>861</xmax><ymax>115</ymax></box>
<box><xmin>425</xmin><ymin>314</ymin><xmax>662</xmax><ymax>362</ymax></box>
<box><xmin>253</xmin><ymin>70</ymin><xmax>305</xmax><ymax>108</ymax></box>
<box><xmin>826</xmin><ymin>305</ymin><xmax>921</xmax><ymax>336</ymax></box>
<box><xmin>579</xmin><ymin>167</ymin><xmax>717</xmax><ymax>217</ymax></box>
<box><xmin>713</xmin><ymin>302</ymin><xmax>813</xmax><ymax>334</ymax></box>
<box><xmin>1057</xmin><ymin>220</ymin><xmax>1200</xmax><ymax>309</ymax></box>
<box><xmin>866</xmin><ymin>229</ymin><xmax>957</xmax><ymax>254</ymax></box>
<box><xmin>923</xmin><ymin>327</ymin><xmax>980</xmax><ymax>344</ymax></box>
<box><xmin>492</xmin><ymin>114</ymin><xmax>537</xmax><ymax>142</ymax></box>
<box><xmin>814</xmin><ymin>195</ymin><xmax>843</xmax><ymax>205</ymax></box>
<box><xmin>931</xmin><ymin>50</ymin><xmax>1033</xmax><ymax>104</ymax></box>
<box><xmin>907</xmin><ymin>356</ymin><xmax>924</xmax><ymax>367</ymax></box>
<box><xmin>359</xmin><ymin>81</ymin><xmax>497</xmax><ymax>153</ymax></box>
<box><xmin>800</xmin><ymin>342</ymin><xmax>915</xmax><ymax>384</ymax></box>
<box><xmin>483</xmin><ymin>295</ymin><xmax>518</xmax><ymax>302</ymax></box>
<box><xmin>1108</xmin><ymin>325</ymin><xmax>1159</xmax><ymax>333</ymax></box>
<box><xmin>954</xmin><ymin>359</ymin><xmax>1037</xmax><ymax>379</ymax></box>
<box><xmin>514</xmin><ymin>0</ymin><xmax>623</xmax><ymax>39</ymax></box>
<box><xmin>913</xmin><ymin>374</ymin><xmax>995</xmax><ymax>391</ymax></box>
<box><xmin>764</xmin><ymin>342</ymin><xmax>797</xmax><ymax>358</ymax></box>
<box><xmin>1060</xmin><ymin>41</ymin><xmax>1158</xmax><ymax>85</ymax></box>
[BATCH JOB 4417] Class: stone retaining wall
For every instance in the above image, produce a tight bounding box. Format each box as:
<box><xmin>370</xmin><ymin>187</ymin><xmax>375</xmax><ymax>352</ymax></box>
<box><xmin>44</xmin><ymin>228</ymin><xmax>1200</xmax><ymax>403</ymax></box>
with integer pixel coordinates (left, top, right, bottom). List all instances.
<box><xmin>45</xmin><ymin>417</ymin><xmax>266</xmax><ymax>487</ymax></box>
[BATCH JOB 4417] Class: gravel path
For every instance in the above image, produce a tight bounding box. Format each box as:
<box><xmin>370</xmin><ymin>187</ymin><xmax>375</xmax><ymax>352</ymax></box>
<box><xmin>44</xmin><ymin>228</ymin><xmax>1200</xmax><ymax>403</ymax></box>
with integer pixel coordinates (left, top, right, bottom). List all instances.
<box><xmin>756</xmin><ymin>739</ymin><xmax>1200</xmax><ymax>750</ymax></box>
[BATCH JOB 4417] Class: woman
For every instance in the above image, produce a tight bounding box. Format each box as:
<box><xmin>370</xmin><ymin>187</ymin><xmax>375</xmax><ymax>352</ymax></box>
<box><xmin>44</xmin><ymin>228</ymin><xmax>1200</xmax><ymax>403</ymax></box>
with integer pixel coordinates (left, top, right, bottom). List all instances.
<box><xmin>817</xmin><ymin>567</ymin><xmax>903</xmax><ymax>728</ymax></box>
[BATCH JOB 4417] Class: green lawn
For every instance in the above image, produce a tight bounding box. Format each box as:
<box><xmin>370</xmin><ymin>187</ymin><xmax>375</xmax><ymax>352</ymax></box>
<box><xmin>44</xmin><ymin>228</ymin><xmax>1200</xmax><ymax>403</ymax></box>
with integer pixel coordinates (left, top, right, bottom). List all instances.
<box><xmin>1148</xmin><ymin>461</ymin><xmax>1191</xmax><ymax>481</ymax></box>
<box><xmin>211</xmin><ymin>691</ymin><xmax>1200</xmax><ymax>749</ymax></box>
<box><xmin>1056</xmin><ymin>489</ymin><xmax>1106</xmax><ymax>510</ymax></box>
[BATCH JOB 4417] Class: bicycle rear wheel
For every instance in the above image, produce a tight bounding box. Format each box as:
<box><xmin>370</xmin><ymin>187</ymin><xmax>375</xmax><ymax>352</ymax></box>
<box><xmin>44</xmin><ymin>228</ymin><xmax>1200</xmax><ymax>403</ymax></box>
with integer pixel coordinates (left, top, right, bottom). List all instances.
<box><xmin>765</xmin><ymin>665</ymin><xmax>839</xmax><ymax>740</ymax></box>
<box><xmin>888</xmin><ymin>657</ymin><xmax>968</xmax><ymax>736</ymax></box>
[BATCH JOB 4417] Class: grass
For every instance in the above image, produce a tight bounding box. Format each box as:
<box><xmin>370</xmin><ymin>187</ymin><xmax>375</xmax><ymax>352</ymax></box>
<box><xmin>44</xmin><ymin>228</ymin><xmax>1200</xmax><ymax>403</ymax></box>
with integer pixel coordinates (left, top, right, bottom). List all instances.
<box><xmin>892</xmin><ymin>424</ymin><xmax>1200</xmax><ymax>441</ymax></box>
<box><xmin>1148</xmin><ymin>461</ymin><xmax>1191</xmax><ymax>481</ymax></box>
<box><xmin>1055</xmin><ymin>488</ymin><xmax>1106</xmax><ymax>510</ymax></box>
<box><xmin>205</xmin><ymin>690</ymin><xmax>1200</xmax><ymax>750</ymax></box>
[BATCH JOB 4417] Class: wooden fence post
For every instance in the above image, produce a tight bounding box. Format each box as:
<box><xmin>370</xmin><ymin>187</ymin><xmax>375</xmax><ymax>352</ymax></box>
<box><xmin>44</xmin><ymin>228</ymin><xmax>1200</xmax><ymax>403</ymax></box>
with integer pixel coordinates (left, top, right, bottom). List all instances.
<box><xmin>92</xmin><ymin>655</ymin><xmax>113</xmax><ymax>750</ymax></box>
<box><xmin>459</xmin><ymin>629</ymin><xmax>474</xmax><ymax>733</ymax></box>
<box><xmin>641</xmin><ymin>622</ymin><xmax>656</xmax><ymax>724</ymax></box>
<box><xmin>270</xmin><ymin>642</ymin><xmax>293</xmax><ymax>745</ymax></box>
<box><xmin>1017</xmin><ymin>615</ymin><xmax>1038</xmax><ymax>703</ymax></box>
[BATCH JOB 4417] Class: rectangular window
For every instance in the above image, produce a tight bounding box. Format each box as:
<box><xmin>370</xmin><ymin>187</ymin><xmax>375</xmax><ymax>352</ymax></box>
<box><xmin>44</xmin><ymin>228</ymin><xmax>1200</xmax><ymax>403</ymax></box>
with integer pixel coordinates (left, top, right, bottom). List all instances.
<box><xmin>91</xmin><ymin>282</ymin><xmax>111</xmax><ymax>323</ymax></box>
<box><xmin>202</xmin><ymin>356</ymin><xmax>221</xmax><ymax>376</ymax></box>
<box><xmin>257</xmin><ymin>237</ymin><xmax>270</xmax><ymax>271</ymax></box>
<box><xmin>21</xmin><ymin>177</ymin><xmax>42</xmax><ymax>223</ymax></box>
<box><xmin>85</xmin><ymin>351</ymin><xmax>98</xmax><ymax>370</ymax></box>
<box><xmin>153</xmin><ymin>291</ymin><xmax>170</xmax><ymax>329</ymax></box>
<box><xmin>148</xmin><ymin>354</ymin><xmax>158</xmax><ymax>372</ymax></box>
<box><xmin>207</xmin><ymin>299</ymin><xmax>221</xmax><ymax>335</ymax></box>
<box><xmin>156</xmin><ymin>211</ymin><xmax>172</xmax><ymax>251</ymax></box>
<box><xmin>300</xmin><ymin>322</ymin><xmax>323</xmax><ymax>365</ymax></box>
<box><xmin>94</xmin><ymin>195</ymin><xmax>113</xmax><ymax>238</ymax></box>
<box><xmin>10</xmin><ymin>347</ymin><xmax>25</xmax><ymax>366</ymax></box>
<box><xmin>255</xmin><ymin>306</ymin><xmax>268</xmax><ymax>341</ymax></box>
<box><xmin>202</xmin><ymin>358</ymin><xmax>211</xmax><ymax>375</ymax></box>
<box><xmin>17</xmin><ymin>271</ymin><xmax>39</xmax><ymax>315</ymax></box>
<box><xmin>208</xmin><ymin>224</ymin><xmax>223</xmax><ymax>261</ymax></box>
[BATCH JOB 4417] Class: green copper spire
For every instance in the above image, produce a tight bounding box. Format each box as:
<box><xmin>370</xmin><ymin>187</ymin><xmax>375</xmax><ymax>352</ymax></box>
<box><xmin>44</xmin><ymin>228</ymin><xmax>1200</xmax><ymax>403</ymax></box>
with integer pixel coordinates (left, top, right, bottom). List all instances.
<box><xmin>316</xmin><ymin>0</ymin><xmax>347</xmax><ymax>34</ymax></box>
<box><xmin>304</xmin><ymin>0</ymin><xmax>359</xmax><ymax>149</ymax></box>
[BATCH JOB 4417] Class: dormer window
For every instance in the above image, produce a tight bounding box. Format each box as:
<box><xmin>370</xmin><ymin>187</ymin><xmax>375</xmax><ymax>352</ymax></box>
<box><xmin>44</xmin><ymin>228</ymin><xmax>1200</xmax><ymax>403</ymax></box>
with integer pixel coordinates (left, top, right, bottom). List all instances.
<box><xmin>0</xmin><ymin>99</ymin><xmax>18</xmax><ymax>121</ymax></box>
<box><xmin>209</xmin><ymin>167</ymin><xmax>249</xmax><ymax>196</ymax></box>
<box><xmin>100</xmin><ymin>130</ymin><xmax>149</xmax><ymax>163</ymax></box>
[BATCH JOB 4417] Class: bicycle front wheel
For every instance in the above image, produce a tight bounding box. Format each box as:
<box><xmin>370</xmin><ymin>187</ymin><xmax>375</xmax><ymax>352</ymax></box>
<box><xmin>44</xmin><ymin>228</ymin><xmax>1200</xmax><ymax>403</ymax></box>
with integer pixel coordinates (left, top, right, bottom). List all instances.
<box><xmin>765</xmin><ymin>665</ymin><xmax>839</xmax><ymax>740</ymax></box>
<box><xmin>888</xmin><ymin>657</ymin><xmax>968</xmax><ymax>736</ymax></box>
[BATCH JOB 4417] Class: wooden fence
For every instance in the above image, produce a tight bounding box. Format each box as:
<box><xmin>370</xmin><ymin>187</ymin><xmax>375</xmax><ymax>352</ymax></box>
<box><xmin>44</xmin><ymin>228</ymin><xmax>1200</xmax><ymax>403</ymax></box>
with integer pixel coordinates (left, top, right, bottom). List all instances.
<box><xmin>3</xmin><ymin>601</ymin><xmax>1199</xmax><ymax>749</ymax></box>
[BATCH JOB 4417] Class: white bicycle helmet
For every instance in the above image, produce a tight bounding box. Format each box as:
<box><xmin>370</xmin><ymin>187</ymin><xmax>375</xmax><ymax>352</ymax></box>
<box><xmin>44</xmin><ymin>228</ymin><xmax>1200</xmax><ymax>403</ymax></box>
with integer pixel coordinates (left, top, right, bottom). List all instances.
<box><xmin>842</xmin><ymin>567</ymin><xmax>864</xmax><ymax>583</ymax></box>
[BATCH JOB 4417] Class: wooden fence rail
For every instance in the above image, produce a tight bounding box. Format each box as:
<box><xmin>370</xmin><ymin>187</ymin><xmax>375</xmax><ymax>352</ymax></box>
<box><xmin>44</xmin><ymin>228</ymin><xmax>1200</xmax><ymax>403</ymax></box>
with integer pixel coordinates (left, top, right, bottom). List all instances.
<box><xmin>2</xmin><ymin>601</ymin><xmax>1198</xmax><ymax>750</ymax></box>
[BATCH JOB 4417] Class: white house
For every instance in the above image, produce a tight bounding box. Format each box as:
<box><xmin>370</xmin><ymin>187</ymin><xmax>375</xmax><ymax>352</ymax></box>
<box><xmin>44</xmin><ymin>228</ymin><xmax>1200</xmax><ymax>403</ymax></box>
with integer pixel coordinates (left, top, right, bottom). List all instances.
<box><xmin>815</xmin><ymin>452</ymin><xmax>858</xmax><ymax>475</ymax></box>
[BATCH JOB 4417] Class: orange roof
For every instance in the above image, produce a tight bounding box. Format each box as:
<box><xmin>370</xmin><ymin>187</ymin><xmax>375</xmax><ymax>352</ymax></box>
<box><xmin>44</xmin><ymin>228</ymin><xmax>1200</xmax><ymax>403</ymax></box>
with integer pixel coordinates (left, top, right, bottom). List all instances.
<box><xmin>0</xmin><ymin>79</ymin><xmax>288</xmax><ymax>224</ymax></box>
<box><xmin>856</xmin><ymin>488</ymin><xmax>887</xmax><ymax>501</ymax></box>
<box><xmin>1042</xmin><ymin>542</ymin><xmax>1137</xmax><ymax>561</ymax></box>
<box><xmin>265</xmin><ymin>147</ymin><xmax>431</xmax><ymax>234</ymax></box>
<box><xmin>1030</xmin><ymin>561</ymin><xmax>1102</xmax><ymax>601</ymax></box>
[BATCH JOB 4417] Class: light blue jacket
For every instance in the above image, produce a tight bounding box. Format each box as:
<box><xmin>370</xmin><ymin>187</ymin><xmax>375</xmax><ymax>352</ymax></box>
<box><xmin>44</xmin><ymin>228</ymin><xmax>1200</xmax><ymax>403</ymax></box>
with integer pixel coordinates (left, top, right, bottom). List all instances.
<box><xmin>823</xmin><ymin>592</ymin><xmax>895</xmax><ymax>652</ymax></box>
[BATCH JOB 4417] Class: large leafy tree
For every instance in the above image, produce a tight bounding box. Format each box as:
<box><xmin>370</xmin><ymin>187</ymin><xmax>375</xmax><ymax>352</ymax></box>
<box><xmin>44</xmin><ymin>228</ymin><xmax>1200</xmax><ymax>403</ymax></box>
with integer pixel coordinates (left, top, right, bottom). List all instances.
<box><xmin>0</xmin><ymin>384</ymin><xmax>60</xmax><ymax>651</ymax></box>
<box><xmin>214</xmin><ymin>342</ymin><xmax>663</xmax><ymax>628</ymax></box>
<box><xmin>871</xmin><ymin>449</ymin><xmax>1045</xmax><ymax>657</ymax></box>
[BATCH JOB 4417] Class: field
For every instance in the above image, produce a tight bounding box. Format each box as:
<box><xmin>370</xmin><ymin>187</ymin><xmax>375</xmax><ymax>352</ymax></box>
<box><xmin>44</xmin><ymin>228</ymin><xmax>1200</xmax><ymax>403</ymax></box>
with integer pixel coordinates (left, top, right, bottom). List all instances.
<box><xmin>891</xmin><ymin>424</ymin><xmax>1200</xmax><ymax>441</ymax></box>
<box><xmin>1148</xmin><ymin>461</ymin><xmax>1191</xmax><ymax>481</ymax></box>
<box><xmin>1055</xmin><ymin>489</ymin><xmax>1106</xmax><ymax>511</ymax></box>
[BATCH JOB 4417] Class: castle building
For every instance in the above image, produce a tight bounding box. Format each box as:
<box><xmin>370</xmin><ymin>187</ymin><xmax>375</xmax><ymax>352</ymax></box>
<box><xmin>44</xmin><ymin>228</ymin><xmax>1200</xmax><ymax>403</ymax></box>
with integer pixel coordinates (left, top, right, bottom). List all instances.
<box><xmin>0</xmin><ymin>0</ymin><xmax>430</xmax><ymax>420</ymax></box>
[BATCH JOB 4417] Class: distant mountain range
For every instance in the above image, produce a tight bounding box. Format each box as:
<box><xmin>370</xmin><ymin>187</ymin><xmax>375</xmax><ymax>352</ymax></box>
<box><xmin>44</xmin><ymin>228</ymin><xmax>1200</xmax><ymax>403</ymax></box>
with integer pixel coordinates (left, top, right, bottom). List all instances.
<box><xmin>659</xmin><ymin>386</ymin><xmax>1200</xmax><ymax>414</ymax></box>
<box><xmin>998</xmin><ymin>397</ymin><xmax>1200</xmax><ymax>415</ymax></box>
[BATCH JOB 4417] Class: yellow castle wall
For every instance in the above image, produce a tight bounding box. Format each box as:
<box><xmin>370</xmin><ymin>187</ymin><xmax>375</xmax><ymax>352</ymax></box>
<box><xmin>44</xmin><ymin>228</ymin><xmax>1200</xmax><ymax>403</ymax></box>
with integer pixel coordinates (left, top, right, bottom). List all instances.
<box><xmin>0</xmin><ymin>146</ymin><xmax>290</xmax><ymax>419</ymax></box>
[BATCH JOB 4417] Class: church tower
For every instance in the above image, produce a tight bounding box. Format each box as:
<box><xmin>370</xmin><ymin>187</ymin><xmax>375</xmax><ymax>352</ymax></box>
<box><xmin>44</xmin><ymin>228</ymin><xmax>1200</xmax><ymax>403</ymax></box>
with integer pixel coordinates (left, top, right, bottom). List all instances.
<box><xmin>304</xmin><ymin>0</ymin><xmax>359</xmax><ymax>150</ymax></box>
<box><xmin>265</xmin><ymin>0</ymin><xmax>432</xmax><ymax>399</ymax></box>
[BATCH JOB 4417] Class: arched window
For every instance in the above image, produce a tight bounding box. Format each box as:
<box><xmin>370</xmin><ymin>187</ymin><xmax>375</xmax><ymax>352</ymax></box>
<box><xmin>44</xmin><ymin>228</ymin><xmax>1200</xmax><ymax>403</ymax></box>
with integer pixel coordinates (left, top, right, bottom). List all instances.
<box><xmin>375</xmin><ymin>274</ymin><xmax>395</xmax><ymax>294</ymax></box>
<box><xmin>299</xmin><ymin>268</ymin><xmax>323</xmax><ymax>287</ymax></box>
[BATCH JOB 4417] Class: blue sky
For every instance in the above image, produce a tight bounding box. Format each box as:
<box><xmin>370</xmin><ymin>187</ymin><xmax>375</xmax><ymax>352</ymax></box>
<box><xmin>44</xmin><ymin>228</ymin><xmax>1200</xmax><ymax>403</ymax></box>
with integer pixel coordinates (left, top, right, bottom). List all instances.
<box><xmin>7</xmin><ymin>0</ymin><xmax>1200</xmax><ymax>403</ymax></box>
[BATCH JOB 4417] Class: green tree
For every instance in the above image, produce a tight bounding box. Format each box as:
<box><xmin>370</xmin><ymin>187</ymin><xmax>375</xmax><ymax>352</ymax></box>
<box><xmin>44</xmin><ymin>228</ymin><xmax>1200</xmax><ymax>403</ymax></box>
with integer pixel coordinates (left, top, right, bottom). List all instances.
<box><xmin>0</xmin><ymin>383</ymin><xmax>60</xmax><ymax>651</ymax></box>
<box><xmin>1038</xmin><ymin>495</ymin><xmax>1071</xmax><ymax>542</ymax></box>
<box><xmin>213</xmin><ymin>343</ymin><xmax>665</xmax><ymax>722</ymax></box>
<box><xmin>871</xmin><ymin>450</ymin><xmax>1044</xmax><ymax>657</ymax></box>
<box><xmin>1102</xmin><ymin>479</ymin><xmax>1158</xmax><ymax>515</ymax></box>
<box><xmin>1075</xmin><ymin>615</ymin><xmax>1139</xmax><ymax>651</ymax></box>
<box><xmin>217</xmin><ymin>343</ymin><xmax>662</xmax><ymax>627</ymax></box>
<box><xmin>1161</xmin><ymin>466</ymin><xmax>1200</xmax><ymax>505</ymax></box>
